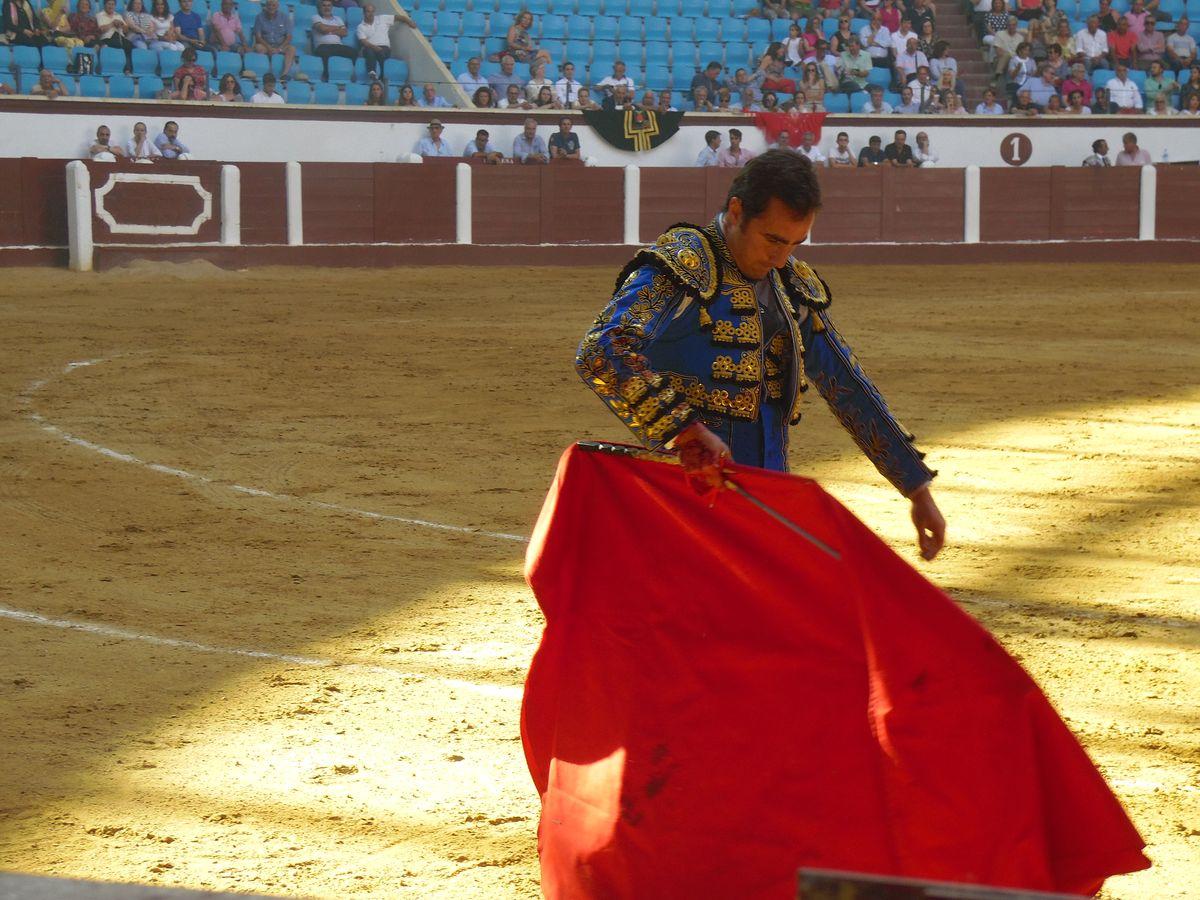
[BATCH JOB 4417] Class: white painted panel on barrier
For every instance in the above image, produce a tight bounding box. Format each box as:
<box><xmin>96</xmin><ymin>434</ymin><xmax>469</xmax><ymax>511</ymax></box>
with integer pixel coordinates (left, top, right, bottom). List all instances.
<box><xmin>93</xmin><ymin>172</ymin><xmax>213</xmax><ymax>236</ymax></box>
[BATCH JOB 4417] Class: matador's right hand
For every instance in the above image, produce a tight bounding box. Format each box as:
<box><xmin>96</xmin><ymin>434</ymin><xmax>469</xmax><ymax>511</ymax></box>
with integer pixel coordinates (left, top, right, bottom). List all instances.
<box><xmin>672</xmin><ymin>422</ymin><xmax>731</xmax><ymax>489</ymax></box>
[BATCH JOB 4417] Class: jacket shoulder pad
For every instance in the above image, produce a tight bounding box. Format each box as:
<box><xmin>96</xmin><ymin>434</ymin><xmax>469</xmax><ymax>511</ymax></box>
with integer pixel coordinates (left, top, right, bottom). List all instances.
<box><xmin>781</xmin><ymin>258</ymin><xmax>832</xmax><ymax>310</ymax></box>
<box><xmin>637</xmin><ymin>225</ymin><xmax>721</xmax><ymax>302</ymax></box>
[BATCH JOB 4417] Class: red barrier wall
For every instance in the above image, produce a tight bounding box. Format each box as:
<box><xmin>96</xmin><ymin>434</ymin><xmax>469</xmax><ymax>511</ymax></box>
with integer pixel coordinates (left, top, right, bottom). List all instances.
<box><xmin>1156</xmin><ymin>166</ymin><xmax>1200</xmax><ymax>240</ymax></box>
<box><xmin>473</xmin><ymin>165</ymin><xmax>624</xmax><ymax>244</ymax></box>
<box><xmin>87</xmin><ymin>160</ymin><xmax>224</xmax><ymax>245</ymax></box>
<box><xmin>240</xmin><ymin>162</ymin><xmax>288</xmax><ymax>245</ymax></box>
<box><xmin>980</xmin><ymin>167</ymin><xmax>1141</xmax><ymax>242</ymax></box>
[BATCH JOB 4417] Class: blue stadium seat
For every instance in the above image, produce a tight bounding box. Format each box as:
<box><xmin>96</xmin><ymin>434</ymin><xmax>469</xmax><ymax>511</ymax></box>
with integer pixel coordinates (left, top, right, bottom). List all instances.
<box><xmin>41</xmin><ymin>45</ymin><xmax>70</xmax><ymax>74</ymax></box>
<box><xmin>527</xmin><ymin>0</ymin><xmax>550</xmax><ymax>13</ymax></box>
<box><xmin>725</xmin><ymin>42</ymin><xmax>751</xmax><ymax>68</ymax></box>
<box><xmin>884</xmin><ymin>90</ymin><xmax>900</xmax><ymax>105</ymax></box>
<box><xmin>592</xmin><ymin>45</ymin><xmax>617</xmax><ymax>71</ymax></box>
<box><xmin>697</xmin><ymin>40</ymin><xmax>724</xmax><ymax>63</ymax></box>
<box><xmin>671</xmin><ymin>15</ymin><xmax>695</xmax><ymax>40</ymax></box>
<box><xmin>327</xmin><ymin>55</ymin><xmax>354</xmax><ymax>85</ymax></box>
<box><xmin>130</xmin><ymin>47</ymin><xmax>158</xmax><ymax>75</ymax></box>
<box><xmin>644</xmin><ymin>14</ymin><xmax>669</xmax><ymax>38</ymax></box>
<box><xmin>679</xmin><ymin>0</ymin><xmax>705</xmax><ymax>14</ymax></box>
<box><xmin>98</xmin><ymin>46</ymin><xmax>126</xmax><ymax>75</ymax></box>
<box><xmin>345</xmin><ymin>82</ymin><xmax>368</xmax><ymax>103</ymax></box>
<box><xmin>540</xmin><ymin>38</ymin><xmax>565</xmax><ymax>60</ymax></box>
<box><xmin>287</xmin><ymin>80</ymin><xmax>313</xmax><ymax>102</ymax></box>
<box><xmin>243</xmin><ymin>51</ymin><xmax>271</xmax><ymax>78</ymax></box>
<box><xmin>645</xmin><ymin>63</ymin><xmax>670</xmax><ymax>88</ymax></box>
<box><xmin>566</xmin><ymin>14</ymin><xmax>592</xmax><ymax>38</ymax></box>
<box><xmin>435</xmin><ymin>10</ymin><xmax>461</xmax><ymax>34</ymax></box>
<box><xmin>822</xmin><ymin>17</ymin><xmax>837</xmax><ymax>37</ymax></box>
<box><xmin>823</xmin><ymin>92</ymin><xmax>849</xmax><ymax>112</ymax></box>
<box><xmin>867</xmin><ymin>66</ymin><xmax>890</xmax><ymax>86</ymax></box>
<box><xmin>78</xmin><ymin>74</ymin><xmax>106</xmax><ymax>96</ymax></box>
<box><xmin>746</xmin><ymin>18</ymin><xmax>771</xmax><ymax>44</ymax></box>
<box><xmin>192</xmin><ymin>0</ymin><xmax>208</xmax><ymax>15</ymax></box>
<box><xmin>629</xmin><ymin>0</ymin><xmax>654</xmax><ymax>14</ymax></box>
<box><xmin>296</xmin><ymin>4</ymin><xmax>318</xmax><ymax>24</ymax></box>
<box><xmin>0</xmin><ymin>73</ymin><xmax>17</xmax><ymax>94</ymax></box>
<box><xmin>432</xmin><ymin>34</ymin><xmax>457</xmax><ymax>60</ymax></box>
<box><xmin>565</xmin><ymin>38</ymin><xmax>591</xmax><ymax>61</ymax></box>
<box><xmin>386</xmin><ymin>82</ymin><xmax>400</xmax><ymax>103</ymax></box>
<box><xmin>594</xmin><ymin>14</ymin><xmax>619</xmax><ymax>39</ymax></box>
<box><xmin>670</xmin><ymin>40</ymin><xmax>696</xmax><ymax>67</ymax></box>
<box><xmin>671</xmin><ymin>61</ymin><xmax>696</xmax><ymax>85</ymax></box>
<box><xmin>313</xmin><ymin>81</ymin><xmax>339</xmax><ymax>103</ymax></box>
<box><xmin>108</xmin><ymin>74</ymin><xmax>136</xmax><ymax>98</ymax></box>
<box><xmin>214</xmin><ymin>50</ymin><xmax>241</xmax><ymax>78</ymax></box>
<box><xmin>730</xmin><ymin>0</ymin><xmax>755</xmax><ymax>13</ymax></box>
<box><xmin>298</xmin><ymin>53</ymin><xmax>325</xmax><ymax>82</ymax></box>
<box><xmin>645</xmin><ymin>41</ymin><xmax>670</xmax><ymax>65</ymax></box>
<box><xmin>541</xmin><ymin>13</ymin><xmax>567</xmax><ymax>38</ymax></box>
<box><xmin>0</xmin><ymin>45</ymin><xmax>11</xmax><ymax>70</ymax></box>
<box><xmin>576</xmin><ymin>0</ymin><xmax>603</xmax><ymax>13</ymax></box>
<box><xmin>482</xmin><ymin>35</ymin><xmax>507</xmax><ymax>57</ymax></box>
<box><xmin>851</xmin><ymin>91</ymin><xmax>874</xmax><ymax>111</ymax></box>
<box><xmin>239</xmin><ymin>76</ymin><xmax>258</xmax><ymax>98</ymax></box>
<box><xmin>697</xmin><ymin>16</ymin><xmax>722</xmax><ymax>41</ymax></box>
<box><xmin>462</xmin><ymin>11</ymin><xmax>489</xmax><ymax>36</ymax></box>
<box><xmin>497</xmin><ymin>0</ymin><xmax>526</xmax><ymax>13</ymax></box>
<box><xmin>850</xmin><ymin>17</ymin><xmax>868</xmax><ymax>31</ymax></box>
<box><xmin>1091</xmin><ymin>67</ymin><xmax>1113</xmax><ymax>88</ymax></box>
<box><xmin>159</xmin><ymin>49</ymin><xmax>183</xmax><ymax>74</ymax></box>
<box><xmin>414</xmin><ymin>9</ymin><xmax>436</xmax><ymax>33</ymax></box>
<box><xmin>443</xmin><ymin>0</ymin><xmax>469</xmax><ymax>11</ymax></box>
<box><xmin>138</xmin><ymin>74</ymin><xmax>165</xmax><ymax>98</ymax></box>
<box><xmin>721</xmin><ymin>16</ymin><xmax>745</xmax><ymax>41</ymax></box>
<box><xmin>383</xmin><ymin>58</ymin><xmax>409</xmax><ymax>83</ymax></box>
<box><xmin>617</xmin><ymin>15</ymin><xmax>642</xmax><ymax>39</ymax></box>
<box><xmin>616</xmin><ymin>38</ymin><xmax>643</xmax><ymax>62</ymax></box>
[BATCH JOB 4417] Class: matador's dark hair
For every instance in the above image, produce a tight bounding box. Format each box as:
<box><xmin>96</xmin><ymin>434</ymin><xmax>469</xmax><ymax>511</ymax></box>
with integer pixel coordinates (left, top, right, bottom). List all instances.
<box><xmin>724</xmin><ymin>149</ymin><xmax>822</xmax><ymax>223</ymax></box>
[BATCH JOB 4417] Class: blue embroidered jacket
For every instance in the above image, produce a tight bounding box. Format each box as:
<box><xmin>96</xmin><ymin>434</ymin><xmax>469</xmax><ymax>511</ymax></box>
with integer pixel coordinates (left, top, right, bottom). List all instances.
<box><xmin>575</xmin><ymin>219</ymin><xmax>935</xmax><ymax>496</ymax></box>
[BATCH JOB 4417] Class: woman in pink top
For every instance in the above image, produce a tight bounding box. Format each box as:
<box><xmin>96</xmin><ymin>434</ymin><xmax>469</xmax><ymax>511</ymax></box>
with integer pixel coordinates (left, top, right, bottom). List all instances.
<box><xmin>878</xmin><ymin>0</ymin><xmax>901</xmax><ymax>33</ymax></box>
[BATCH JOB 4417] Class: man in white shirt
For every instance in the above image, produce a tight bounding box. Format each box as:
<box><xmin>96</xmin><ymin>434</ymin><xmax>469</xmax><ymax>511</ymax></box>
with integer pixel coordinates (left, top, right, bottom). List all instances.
<box><xmin>797</xmin><ymin>131</ymin><xmax>825</xmax><ymax>164</ymax></box>
<box><xmin>1074</xmin><ymin>17</ymin><xmax>1108</xmax><ymax>71</ymax></box>
<box><xmin>863</xmin><ymin>84</ymin><xmax>894</xmax><ymax>113</ymax></box>
<box><xmin>1115</xmin><ymin>131</ymin><xmax>1152</xmax><ymax>165</ymax></box>
<box><xmin>894</xmin><ymin>37</ymin><xmax>928</xmax><ymax>85</ymax></box>
<box><xmin>1166</xmin><ymin>18</ymin><xmax>1197</xmax><ymax>71</ymax></box>
<box><xmin>696</xmin><ymin>130</ymin><xmax>721</xmax><ymax>166</ymax></box>
<box><xmin>595</xmin><ymin>60</ymin><xmax>636</xmax><ymax>101</ymax></box>
<box><xmin>356</xmin><ymin>4</ymin><xmax>393</xmax><ymax>79</ymax></box>
<box><xmin>891</xmin><ymin>17</ymin><xmax>918</xmax><ymax>56</ymax></box>
<box><xmin>311</xmin><ymin>0</ymin><xmax>355</xmax><ymax>80</ymax></box>
<box><xmin>827</xmin><ymin>131</ymin><xmax>856</xmax><ymax>167</ymax></box>
<box><xmin>415</xmin><ymin>119</ymin><xmax>455</xmax><ymax>158</ymax></box>
<box><xmin>894</xmin><ymin>85</ymin><xmax>921</xmax><ymax>113</ymax></box>
<box><xmin>251</xmin><ymin>72</ymin><xmax>284</xmax><ymax>103</ymax></box>
<box><xmin>458</xmin><ymin>57</ymin><xmax>490</xmax><ymax>98</ymax></box>
<box><xmin>1105</xmin><ymin>62</ymin><xmax>1143</xmax><ymax>110</ymax></box>
<box><xmin>418</xmin><ymin>82</ymin><xmax>452</xmax><ymax>108</ymax></box>
<box><xmin>911</xmin><ymin>66</ymin><xmax>938</xmax><ymax>111</ymax></box>
<box><xmin>554</xmin><ymin>61</ymin><xmax>582</xmax><ymax>106</ymax></box>
<box><xmin>860</xmin><ymin>13</ymin><xmax>892</xmax><ymax>62</ymax></box>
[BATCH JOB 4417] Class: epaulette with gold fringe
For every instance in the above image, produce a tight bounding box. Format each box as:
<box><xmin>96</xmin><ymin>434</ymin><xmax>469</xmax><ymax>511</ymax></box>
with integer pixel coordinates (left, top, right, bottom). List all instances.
<box><xmin>780</xmin><ymin>258</ymin><xmax>833</xmax><ymax>310</ymax></box>
<box><xmin>614</xmin><ymin>224</ymin><xmax>722</xmax><ymax>304</ymax></box>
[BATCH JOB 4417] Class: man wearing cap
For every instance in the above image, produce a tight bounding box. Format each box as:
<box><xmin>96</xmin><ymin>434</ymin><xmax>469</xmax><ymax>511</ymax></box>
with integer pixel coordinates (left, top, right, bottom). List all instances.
<box><xmin>415</xmin><ymin>120</ymin><xmax>455</xmax><ymax>157</ymax></box>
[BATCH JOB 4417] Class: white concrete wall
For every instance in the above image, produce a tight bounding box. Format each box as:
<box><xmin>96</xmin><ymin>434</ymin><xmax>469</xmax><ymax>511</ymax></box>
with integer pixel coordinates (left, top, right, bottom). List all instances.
<box><xmin>1</xmin><ymin>103</ymin><xmax>1197</xmax><ymax>168</ymax></box>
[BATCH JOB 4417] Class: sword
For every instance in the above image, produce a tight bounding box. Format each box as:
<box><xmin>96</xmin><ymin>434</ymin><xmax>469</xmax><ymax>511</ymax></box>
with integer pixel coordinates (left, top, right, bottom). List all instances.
<box><xmin>576</xmin><ymin>441</ymin><xmax>842</xmax><ymax>561</ymax></box>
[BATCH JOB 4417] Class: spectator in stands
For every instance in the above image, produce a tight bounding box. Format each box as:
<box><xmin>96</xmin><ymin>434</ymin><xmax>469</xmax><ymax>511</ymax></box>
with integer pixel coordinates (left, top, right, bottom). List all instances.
<box><xmin>149</xmin><ymin>0</ymin><xmax>183</xmax><ymax>51</ymax></box>
<box><xmin>928</xmin><ymin>41</ymin><xmax>958</xmax><ymax>94</ymax></box>
<box><xmin>691</xmin><ymin>61</ymin><xmax>727</xmax><ymax>100</ymax></box>
<box><xmin>784</xmin><ymin>21</ymin><xmax>805</xmax><ymax>66</ymax></box>
<box><xmin>1064</xmin><ymin>88</ymin><xmax>1090</xmax><ymax>113</ymax></box>
<box><xmin>1125</xmin><ymin>0</ymin><xmax>1149</xmax><ymax>38</ymax></box>
<box><xmin>731</xmin><ymin>68</ymin><xmax>761</xmax><ymax>103</ymax></box>
<box><xmin>797</xmin><ymin>131</ymin><xmax>826</xmax><ymax>165</ymax></box>
<box><xmin>916</xmin><ymin>19</ymin><xmax>937</xmax><ymax>58</ymax></box>
<box><xmin>513</xmin><ymin>117</ymin><xmax>548</xmax><ymax>164</ymax></box>
<box><xmin>913</xmin><ymin>131</ymin><xmax>938</xmax><ymax>165</ymax></box>
<box><xmin>760</xmin><ymin>90</ymin><xmax>780</xmax><ymax>111</ymax></box>
<box><xmin>1082</xmin><ymin>139</ymin><xmax>1112</xmax><ymax>166</ymax></box>
<box><xmin>29</xmin><ymin>67</ymin><xmax>67</xmax><ymax>97</ymax></box>
<box><xmin>63</xmin><ymin>0</ymin><xmax>101</xmax><ymax>51</ymax></box>
<box><xmin>981</xmin><ymin>0</ymin><xmax>1009</xmax><ymax>55</ymax></box>
<box><xmin>1106</xmin><ymin>62</ymin><xmax>1143</xmax><ymax>110</ymax></box>
<box><xmin>1181</xmin><ymin>65</ymin><xmax>1200</xmax><ymax>108</ymax></box>
<box><xmin>639</xmin><ymin>89</ymin><xmax>656</xmax><ymax>108</ymax></box>
<box><xmin>525</xmin><ymin>60</ymin><xmax>553</xmax><ymax>102</ymax></box>
<box><xmin>1011</xmin><ymin>88</ymin><xmax>1039</xmax><ymax>114</ymax></box>
<box><xmin>472</xmin><ymin>86</ymin><xmax>494</xmax><ymax>108</ymax></box>
<box><xmin>464</xmin><ymin>128</ymin><xmax>505</xmax><ymax>164</ymax></box>
<box><xmin>943</xmin><ymin>90</ymin><xmax>969</xmax><ymax>113</ymax></box>
<box><xmin>801</xmin><ymin>12</ymin><xmax>825</xmax><ymax>53</ymax></box>
<box><xmin>364</xmin><ymin>79</ymin><xmax>385</xmax><ymax>104</ymax></box>
<box><xmin>771</xmin><ymin>130</ymin><xmax>794</xmax><ymax>153</ymax></box>
<box><xmin>596</xmin><ymin>60</ymin><xmax>635</xmax><ymax>101</ymax></box>
<box><xmin>975</xmin><ymin>85</ymin><xmax>1005</xmax><ymax>113</ymax></box>
<box><xmin>415</xmin><ymin>120</ymin><xmax>454</xmax><ymax>157</ymax></box>
<box><xmin>417</xmin><ymin>82</ymin><xmax>450</xmax><ymax>108</ymax></box>
<box><xmin>696</xmin><ymin>130</ymin><xmax>721</xmax><ymax>167</ymax></box>
<box><xmin>911</xmin><ymin>65</ymin><xmax>939</xmax><ymax>110</ymax></box>
<box><xmin>1074</xmin><ymin>16</ymin><xmax>1107</xmax><ymax>72</ymax></box>
<box><xmin>715</xmin><ymin>86</ymin><xmax>736</xmax><ymax>111</ymax></box>
<box><xmin>503</xmin><ymin>11</ymin><xmax>551</xmax><ymax>67</ymax></box>
<box><xmin>251</xmin><ymin>71</ymin><xmax>283</xmax><ymax>102</ymax></box>
<box><xmin>1025</xmin><ymin>62</ymin><xmax>1057</xmax><ymax>107</ymax></box>
<box><xmin>1144</xmin><ymin>60</ymin><xmax>1178</xmax><ymax>106</ymax></box>
<box><xmin>1053</xmin><ymin>21</ymin><xmax>1077</xmax><ymax>64</ymax></box>
<box><xmin>122</xmin><ymin>0</ymin><xmax>155</xmax><ymax>50</ymax></box>
<box><xmin>754</xmin><ymin>41</ymin><xmax>786</xmax><ymax>79</ymax></box>
<box><xmin>209</xmin><ymin>0</ymin><xmax>243</xmax><ymax>52</ymax></box>
<box><xmin>553</xmin><ymin>60</ymin><xmax>581</xmax><ymax>107</ymax></box>
<box><xmin>1166</xmin><ymin>19</ymin><xmax>1196</xmax><ymax>73</ymax></box>
<box><xmin>858</xmin><ymin>134</ymin><xmax>886</xmax><ymax>165</ymax></box>
<box><xmin>860</xmin><ymin>12</ymin><xmax>892</xmax><ymax>67</ymax></box>
<box><xmin>891</xmin><ymin>17</ymin><xmax>918</xmax><ymax>57</ymax></box>
<box><xmin>498</xmin><ymin>82</ymin><xmax>531</xmax><ymax>109</ymax></box>
<box><xmin>549</xmin><ymin>117</ymin><xmax>581</xmax><ymax>160</ymax></box>
<box><xmin>1091</xmin><ymin>85</ymin><xmax>1113</xmax><ymax>112</ymax></box>
<box><xmin>993</xmin><ymin>18</ymin><xmax>1027</xmax><ymax>84</ymax></box>
<box><xmin>214</xmin><ymin>72</ymin><xmax>243</xmax><ymax>101</ymax></box>
<box><xmin>894</xmin><ymin>35</ymin><xmax>927</xmax><ymax>85</ymax></box>
<box><xmin>1181</xmin><ymin>92</ymin><xmax>1200</xmax><ymax>115</ymax></box>
<box><xmin>575</xmin><ymin>86</ymin><xmax>601</xmax><ymax>110</ymax></box>
<box><xmin>863</xmin><ymin>83</ymin><xmax>893</xmax><ymax>112</ymax></box>
<box><xmin>252</xmin><ymin>0</ymin><xmax>296</xmax><ymax>80</ymax></box>
<box><xmin>1014</xmin><ymin>0</ymin><xmax>1041</xmax><ymax>23</ymax></box>
<box><xmin>1107</xmin><ymin>16</ymin><xmax>1137</xmax><ymax>68</ymax></box>
<box><xmin>311</xmin><ymin>0</ymin><xmax>356</xmax><ymax>79</ymax></box>
<box><xmin>3</xmin><ymin>0</ymin><xmax>51</xmax><ymax>48</ymax></box>
<box><xmin>829</xmin><ymin>14</ymin><xmax>856</xmax><ymax>55</ymax></box>
<box><xmin>1042</xmin><ymin>92</ymin><xmax>1065</xmax><ymax>112</ymax></box>
<box><xmin>1148</xmin><ymin>92</ymin><xmax>1177</xmax><ymax>115</ymax></box>
<box><xmin>126</xmin><ymin>121</ymin><xmax>161</xmax><ymax>160</ymax></box>
<box><xmin>841</xmin><ymin>35</ymin><xmax>873</xmax><ymax>92</ymax></box>
<box><xmin>396</xmin><ymin>83</ymin><xmax>416</xmax><ymax>106</ymax></box>
<box><xmin>797</xmin><ymin>63</ymin><xmax>827</xmax><ymax>110</ymax></box>
<box><xmin>1061</xmin><ymin>62</ymin><xmax>1092</xmax><ymax>104</ymax></box>
<box><xmin>172</xmin><ymin>0</ymin><xmax>206</xmax><ymax>51</ymax></box>
<box><xmin>1136</xmin><ymin>18</ymin><xmax>1165</xmax><ymax>70</ymax></box>
<box><xmin>760</xmin><ymin>60</ymin><xmax>796</xmax><ymax>98</ymax></box>
<box><xmin>1115</xmin><ymin>131</ymin><xmax>1151</xmax><ymax>165</ymax></box>
<box><xmin>692</xmin><ymin>84</ymin><xmax>715</xmax><ymax>112</ymax></box>
<box><xmin>895</xmin><ymin>84</ymin><xmax>920</xmax><ymax>112</ymax></box>
<box><xmin>1040</xmin><ymin>0</ymin><xmax>1070</xmax><ymax>39</ymax></box>
<box><xmin>1007</xmin><ymin>41</ymin><xmax>1037</xmax><ymax>97</ymax></box>
<box><xmin>153</xmin><ymin>120</ymin><xmax>192</xmax><ymax>158</ymax></box>
<box><xmin>884</xmin><ymin>128</ymin><xmax>915</xmax><ymax>166</ymax></box>
<box><xmin>357</xmin><ymin>4</ymin><xmax>392</xmax><ymax>79</ymax></box>
<box><xmin>458</xmin><ymin>57</ymin><xmax>489</xmax><ymax>98</ymax></box>
<box><xmin>171</xmin><ymin>46</ymin><xmax>208</xmax><ymax>99</ymax></box>
<box><xmin>603</xmin><ymin>82</ymin><xmax>635</xmax><ymax>110</ymax></box>
<box><xmin>827</xmin><ymin>131</ymin><xmax>856</xmax><ymax>167</ymax></box>
<box><xmin>716</xmin><ymin>127</ymin><xmax>754</xmax><ymax>167</ymax></box>
<box><xmin>1043</xmin><ymin>42</ymin><xmax>1068</xmax><ymax>84</ymax></box>
<box><xmin>89</xmin><ymin>124</ymin><xmax>125</xmax><ymax>160</ymax></box>
<box><xmin>97</xmin><ymin>0</ymin><xmax>134</xmax><ymax>69</ymax></box>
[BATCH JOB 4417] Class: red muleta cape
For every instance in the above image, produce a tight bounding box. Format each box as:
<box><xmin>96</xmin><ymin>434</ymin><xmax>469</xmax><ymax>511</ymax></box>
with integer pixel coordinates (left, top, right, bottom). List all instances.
<box><xmin>521</xmin><ymin>444</ymin><xmax>1148</xmax><ymax>898</ymax></box>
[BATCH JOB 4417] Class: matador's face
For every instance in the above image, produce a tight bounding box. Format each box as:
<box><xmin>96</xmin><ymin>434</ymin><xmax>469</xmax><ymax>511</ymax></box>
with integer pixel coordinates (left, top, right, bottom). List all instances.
<box><xmin>724</xmin><ymin>197</ymin><xmax>816</xmax><ymax>281</ymax></box>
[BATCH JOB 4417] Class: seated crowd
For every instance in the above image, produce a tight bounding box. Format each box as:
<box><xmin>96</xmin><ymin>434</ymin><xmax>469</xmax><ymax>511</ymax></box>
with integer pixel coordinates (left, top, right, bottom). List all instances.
<box><xmin>411</xmin><ymin>114</ymin><xmax>585</xmax><ymax>162</ymax></box>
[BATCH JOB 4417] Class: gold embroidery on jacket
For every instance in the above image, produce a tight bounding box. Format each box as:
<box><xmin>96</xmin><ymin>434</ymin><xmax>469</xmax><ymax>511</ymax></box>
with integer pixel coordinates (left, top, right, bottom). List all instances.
<box><xmin>712</xmin><ymin>350</ymin><xmax>761</xmax><ymax>384</ymax></box>
<box><xmin>711</xmin><ymin>318</ymin><xmax>761</xmax><ymax>346</ymax></box>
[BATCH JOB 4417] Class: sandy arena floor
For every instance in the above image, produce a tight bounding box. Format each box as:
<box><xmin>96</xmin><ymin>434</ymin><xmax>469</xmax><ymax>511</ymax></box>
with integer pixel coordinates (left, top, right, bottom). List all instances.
<box><xmin>0</xmin><ymin>262</ymin><xmax>1196</xmax><ymax>899</ymax></box>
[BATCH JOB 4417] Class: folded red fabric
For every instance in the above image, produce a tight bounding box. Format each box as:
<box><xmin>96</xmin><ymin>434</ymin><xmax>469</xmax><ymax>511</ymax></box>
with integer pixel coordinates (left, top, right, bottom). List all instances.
<box><xmin>522</xmin><ymin>443</ymin><xmax>1149</xmax><ymax>899</ymax></box>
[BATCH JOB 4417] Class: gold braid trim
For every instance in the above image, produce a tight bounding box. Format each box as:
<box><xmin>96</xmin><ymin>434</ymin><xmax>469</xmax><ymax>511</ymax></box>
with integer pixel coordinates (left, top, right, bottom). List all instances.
<box><xmin>712</xmin><ymin>350</ymin><xmax>761</xmax><ymax>385</ymax></box>
<box><xmin>666</xmin><ymin>372</ymin><xmax>759</xmax><ymax>421</ymax></box>
<box><xmin>710</xmin><ymin>317</ymin><xmax>762</xmax><ymax>346</ymax></box>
